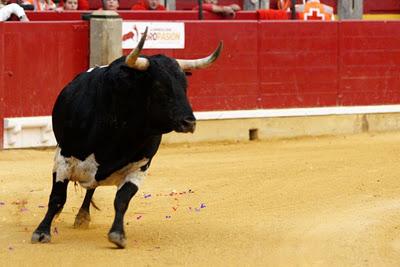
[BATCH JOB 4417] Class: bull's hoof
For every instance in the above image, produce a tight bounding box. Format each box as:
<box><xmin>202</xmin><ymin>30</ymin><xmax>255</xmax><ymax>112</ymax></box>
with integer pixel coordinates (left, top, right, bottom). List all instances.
<box><xmin>108</xmin><ymin>231</ymin><xmax>126</xmax><ymax>248</ymax></box>
<box><xmin>74</xmin><ymin>210</ymin><xmax>90</xmax><ymax>229</ymax></box>
<box><xmin>31</xmin><ymin>231</ymin><xmax>51</xmax><ymax>244</ymax></box>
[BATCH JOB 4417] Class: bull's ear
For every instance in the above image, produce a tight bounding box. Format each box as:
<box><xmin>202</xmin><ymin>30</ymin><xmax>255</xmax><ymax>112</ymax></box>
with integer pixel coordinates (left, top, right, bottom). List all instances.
<box><xmin>185</xmin><ymin>72</ymin><xmax>192</xmax><ymax>76</ymax></box>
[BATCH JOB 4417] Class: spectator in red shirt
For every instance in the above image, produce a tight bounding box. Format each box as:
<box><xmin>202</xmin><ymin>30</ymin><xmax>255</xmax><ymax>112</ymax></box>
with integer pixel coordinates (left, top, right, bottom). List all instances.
<box><xmin>131</xmin><ymin>0</ymin><xmax>165</xmax><ymax>10</ymax></box>
<box><xmin>193</xmin><ymin>0</ymin><xmax>240</xmax><ymax>18</ymax></box>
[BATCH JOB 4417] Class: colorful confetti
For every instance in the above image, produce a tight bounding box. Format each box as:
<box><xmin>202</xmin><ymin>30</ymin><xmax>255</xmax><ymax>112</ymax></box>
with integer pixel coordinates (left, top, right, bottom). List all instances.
<box><xmin>200</xmin><ymin>203</ymin><xmax>206</xmax><ymax>209</ymax></box>
<box><xmin>12</xmin><ymin>200</ymin><xmax>28</xmax><ymax>205</ymax></box>
<box><xmin>144</xmin><ymin>194</ymin><xmax>152</xmax><ymax>199</ymax></box>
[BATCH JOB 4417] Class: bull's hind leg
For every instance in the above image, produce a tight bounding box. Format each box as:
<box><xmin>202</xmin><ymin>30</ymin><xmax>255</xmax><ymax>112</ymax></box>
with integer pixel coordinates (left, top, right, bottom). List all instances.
<box><xmin>74</xmin><ymin>189</ymin><xmax>95</xmax><ymax>228</ymax></box>
<box><xmin>108</xmin><ymin>182</ymin><xmax>138</xmax><ymax>248</ymax></box>
<box><xmin>31</xmin><ymin>173</ymin><xmax>69</xmax><ymax>243</ymax></box>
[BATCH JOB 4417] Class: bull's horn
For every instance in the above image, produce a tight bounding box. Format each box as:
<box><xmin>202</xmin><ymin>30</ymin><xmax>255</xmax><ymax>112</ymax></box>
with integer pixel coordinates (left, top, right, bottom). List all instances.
<box><xmin>176</xmin><ymin>41</ymin><xmax>223</xmax><ymax>71</ymax></box>
<box><xmin>125</xmin><ymin>27</ymin><xmax>150</xmax><ymax>70</ymax></box>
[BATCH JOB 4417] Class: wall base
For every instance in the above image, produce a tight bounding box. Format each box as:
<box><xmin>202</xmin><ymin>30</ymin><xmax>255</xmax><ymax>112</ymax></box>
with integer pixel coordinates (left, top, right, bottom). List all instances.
<box><xmin>5</xmin><ymin>106</ymin><xmax>400</xmax><ymax>148</ymax></box>
<box><xmin>162</xmin><ymin>113</ymin><xmax>400</xmax><ymax>143</ymax></box>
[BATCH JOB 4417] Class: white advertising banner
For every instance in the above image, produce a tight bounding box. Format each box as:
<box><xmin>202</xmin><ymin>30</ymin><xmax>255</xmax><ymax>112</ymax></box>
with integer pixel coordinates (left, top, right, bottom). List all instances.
<box><xmin>122</xmin><ymin>22</ymin><xmax>185</xmax><ymax>49</ymax></box>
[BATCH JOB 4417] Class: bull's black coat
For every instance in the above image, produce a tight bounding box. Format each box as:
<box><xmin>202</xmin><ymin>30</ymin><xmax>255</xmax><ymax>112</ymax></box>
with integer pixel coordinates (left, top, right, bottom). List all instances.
<box><xmin>53</xmin><ymin>56</ymin><xmax>194</xmax><ymax>181</ymax></box>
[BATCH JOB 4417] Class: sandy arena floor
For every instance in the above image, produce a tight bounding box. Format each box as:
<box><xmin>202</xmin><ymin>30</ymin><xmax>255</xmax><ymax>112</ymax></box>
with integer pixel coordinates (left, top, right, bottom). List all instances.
<box><xmin>1</xmin><ymin>132</ymin><xmax>400</xmax><ymax>266</ymax></box>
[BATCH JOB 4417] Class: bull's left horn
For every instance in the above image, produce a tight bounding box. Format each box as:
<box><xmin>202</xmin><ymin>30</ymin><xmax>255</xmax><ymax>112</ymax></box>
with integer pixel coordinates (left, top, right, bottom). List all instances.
<box><xmin>176</xmin><ymin>41</ymin><xmax>223</xmax><ymax>71</ymax></box>
<box><xmin>125</xmin><ymin>27</ymin><xmax>150</xmax><ymax>70</ymax></box>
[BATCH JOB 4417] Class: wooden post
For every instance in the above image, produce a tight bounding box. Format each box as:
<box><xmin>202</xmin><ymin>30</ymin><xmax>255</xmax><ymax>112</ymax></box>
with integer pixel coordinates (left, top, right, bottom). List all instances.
<box><xmin>338</xmin><ymin>0</ymin><xmax>363</xmax><ymax>20</ymax></box>
<box><xmin>89</xmin><ymin>10</ymin><xmax>122</xmax><ymax>67</ymax></box>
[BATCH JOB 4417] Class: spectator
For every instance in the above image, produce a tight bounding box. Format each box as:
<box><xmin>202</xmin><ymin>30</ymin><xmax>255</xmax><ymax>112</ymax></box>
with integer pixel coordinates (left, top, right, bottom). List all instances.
<box><xmin>131</xmin><ymin>0</ymin><xmax>165</xmax><ymax>11</ymax></box>
<box><xmin>24</xmin><ymin>0</ymin><xmax>56</xmax><ymax>10</ymax></box>
<box><xmin>57</xmin><ymin>0</ymin><xmax>88</xmax><ymax>10</ymax></box>
<box><xmin>0</xmin><ymin>0</ymin><xmax>29</xmax><ymax>21</ymax></box>
<box><xmin>277</xmin><ymin>0</ymin><xmax>291</xmax><ymax>11</ymax></box>
<box><xmin>193</xmin><ymin>0</ymin><xmax>240</xmax><ymax>18</ymax></box>
<box><xmin>56</xmin><ymin>0</ymin><xmax>77</xmax><ymax>10</ymax></box>
<box><xmin>63</xmin><ymin>0</ymin><xmax>77</xmax><ymax>9</ymax></box>
<box><xmin>102</xmin><ymin>0</ymin><xmax>119</xmax><ymax>10</ymax></box>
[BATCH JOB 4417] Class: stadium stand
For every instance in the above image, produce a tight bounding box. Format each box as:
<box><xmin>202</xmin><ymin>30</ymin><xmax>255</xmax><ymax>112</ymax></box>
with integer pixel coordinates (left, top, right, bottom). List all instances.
<box><xmin>176</xmin><ymin>0</ymin><xmax>243</xmax><ymax>10</ymax></box>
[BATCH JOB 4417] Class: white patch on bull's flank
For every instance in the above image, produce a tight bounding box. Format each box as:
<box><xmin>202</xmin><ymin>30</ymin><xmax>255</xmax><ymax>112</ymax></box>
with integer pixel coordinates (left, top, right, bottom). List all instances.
<box><xmin>53</xmin><ymin>147</ymin><xmax>148</xmax><ymax>189</ymax></box>
<box><xmin>98</xmin><ymin>159</ymin><xmax>148</xmax><ymax>189</ymax></box>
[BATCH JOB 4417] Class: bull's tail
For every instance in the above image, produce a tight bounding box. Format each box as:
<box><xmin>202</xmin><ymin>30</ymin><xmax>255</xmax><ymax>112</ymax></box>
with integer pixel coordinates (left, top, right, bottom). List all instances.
<box><xmin>90</xmin><ymin>199</ymin><xmax>101</xmax><ymax>211</ymax></box>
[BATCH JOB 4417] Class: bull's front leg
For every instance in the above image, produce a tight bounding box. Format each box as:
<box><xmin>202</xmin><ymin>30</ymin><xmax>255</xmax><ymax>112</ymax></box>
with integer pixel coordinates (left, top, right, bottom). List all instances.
<box><xmin>31</xmin><ymin>173</ymin><xmax>69</xmax><ymax>243</ymax></box>
<box><xmin>108</xmin><ymin>182</ymin><xmax>138</xmax><ymax>248</ymax></box>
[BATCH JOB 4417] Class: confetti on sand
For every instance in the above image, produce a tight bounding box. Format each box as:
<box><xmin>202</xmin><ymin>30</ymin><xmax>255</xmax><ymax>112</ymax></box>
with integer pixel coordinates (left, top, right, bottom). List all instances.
<box><xmin>144</xmin><ymin>194</ymin><xmax>152</xmax><ymax>199</ymax></box>
<box><xmin>136</xmin><ymin>215</ymin><xmax>142</xmax><ymax>220</ymax></box>
<box><xmin>12</xmin><ymin>200</ymin><xmax>28</xmax><ymax>205</ymax></box>
<box><xmin>165</xmin><ymin>216</ymin><xmax>171</xmax><ymax>219</ymax></box>
<box><xmin>20</xmin><ymin>208</ymin><xmax>29</xmax><ymax>212</ymax></box>
<box><xmin>38</xmin><ymin>205</ymin><xmax>46</xmax><ymax>208</ymax></box>
<box><xmin>0</xmin><ymin>201</ymin><xmax>5</xmax><ymax>206</ymax></box>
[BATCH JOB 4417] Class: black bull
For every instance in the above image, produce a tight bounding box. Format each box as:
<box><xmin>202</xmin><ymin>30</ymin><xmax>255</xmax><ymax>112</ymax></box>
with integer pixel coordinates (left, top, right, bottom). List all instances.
<box><xmin>31</xmin><ymin>29</ymin><xmax>223</xmax><ymax>248</ymax></box>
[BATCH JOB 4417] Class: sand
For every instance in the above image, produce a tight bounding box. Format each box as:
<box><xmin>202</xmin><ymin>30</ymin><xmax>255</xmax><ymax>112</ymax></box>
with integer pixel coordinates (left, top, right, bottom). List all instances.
<box><xmin>1</xmin><ymin>132</ymin><xmax>400</xmax><ymax>266</ymax></box>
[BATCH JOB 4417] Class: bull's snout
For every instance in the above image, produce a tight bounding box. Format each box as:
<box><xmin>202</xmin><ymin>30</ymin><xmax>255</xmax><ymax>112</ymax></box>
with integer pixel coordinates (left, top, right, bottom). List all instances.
<box><xmin>177</xmin><ymin>117</ymin><xmax>196</xmax><ymax>133</ymax></box>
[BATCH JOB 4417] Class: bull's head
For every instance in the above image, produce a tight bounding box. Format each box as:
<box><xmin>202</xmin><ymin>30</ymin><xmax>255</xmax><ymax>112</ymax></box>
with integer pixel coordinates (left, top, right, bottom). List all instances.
<box><xmin>124</xmin><ymin>28</ymin><xmax>223</xmax><ymax>134</ymax></box>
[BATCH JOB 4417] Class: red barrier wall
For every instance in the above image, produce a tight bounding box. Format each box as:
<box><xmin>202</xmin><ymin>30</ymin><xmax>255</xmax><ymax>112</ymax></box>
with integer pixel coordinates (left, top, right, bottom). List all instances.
<box><xmin>339</xmin><ymin>21</ymin><xmax>400</xmax><ymax>105</ymax></box>
<box><xmin>0</xmin><ymin>21</ymin><xmax>89</xmax><ymax>148</ymax></box>
<box><xmin>1</xmin><ymin>21</ymin><xmax>89</xmax><ymax>118</ymax></box>
<box><xmin>2</xmin><ymin>20</ymin><xmax>400</xmax><ymax>147</ymax></box>
<box><xmin>0</xmin><ymin>23</ymin><xmax>4</xmax><ymax>147</ymax></box>
<box><xmin>259</xmin><ymin>21</ymin><xmax>339</xmax><ymax>108</ymax></box>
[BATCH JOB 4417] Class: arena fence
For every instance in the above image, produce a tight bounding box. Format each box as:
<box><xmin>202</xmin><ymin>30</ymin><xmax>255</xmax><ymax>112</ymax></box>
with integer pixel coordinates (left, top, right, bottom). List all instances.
<box><xmin>2</xmin><ymin>17</ymin><xmax>400</xmax><ymax>148</ymax></box>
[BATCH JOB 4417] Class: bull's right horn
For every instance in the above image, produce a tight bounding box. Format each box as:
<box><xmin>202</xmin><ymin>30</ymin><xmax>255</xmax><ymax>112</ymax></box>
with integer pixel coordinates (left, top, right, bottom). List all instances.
<box><xmin>125</xmin><ymin>27</ymin><xmax>150</xmax><ymax>71</ymax></box>
<box><xmin>176</xmin><ymin>41</ymin><xmax>223</xmax><ymax>71</ymax></box>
